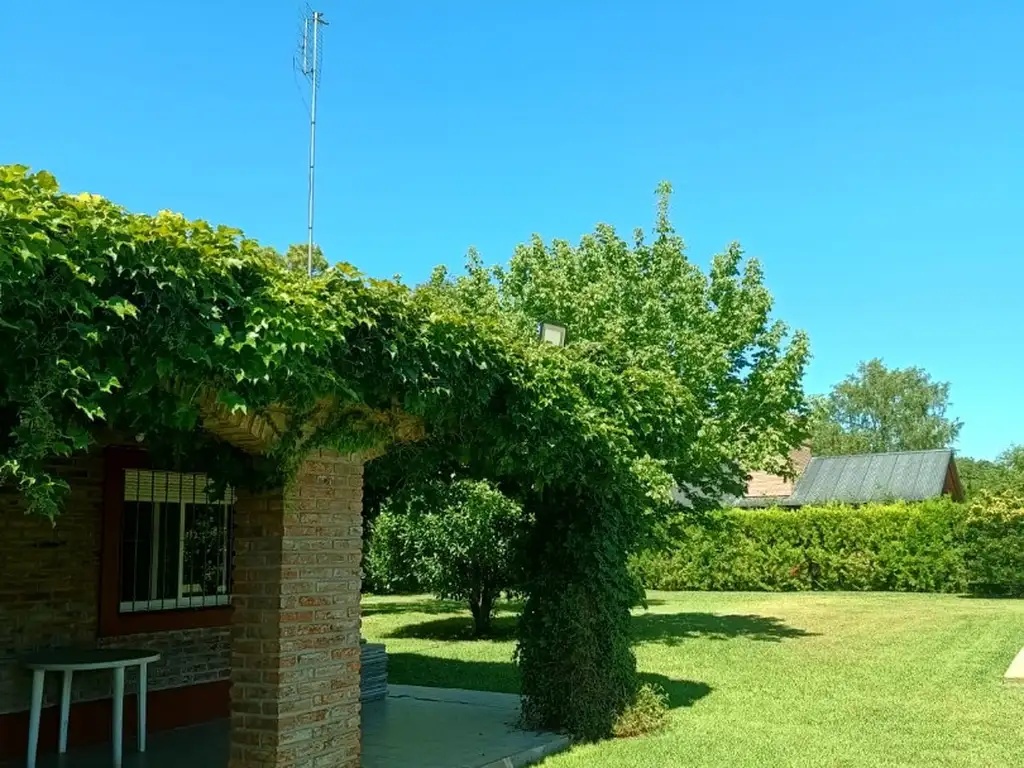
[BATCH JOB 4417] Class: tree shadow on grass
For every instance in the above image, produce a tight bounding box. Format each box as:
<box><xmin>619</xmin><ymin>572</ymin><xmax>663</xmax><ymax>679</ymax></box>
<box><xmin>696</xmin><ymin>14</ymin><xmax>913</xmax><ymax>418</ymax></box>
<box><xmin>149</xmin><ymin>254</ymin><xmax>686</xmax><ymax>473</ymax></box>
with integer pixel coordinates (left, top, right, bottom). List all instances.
<box><xmin>363</xmin><ymin>596</ymin><xmax>525</xmax><ymax>617</ymax></box>
<box><xmin>379</xmin><ymin>606</ymin><xmax>813</xmax><ymax>645</ymax></box>
<box><xmin>385</xmin><ymin>614</ymin><xmax>520</xmax><ymax>642</ymax></box>
<box><xmin>639</xmin><ymin>672</ymin><xmax>713</xmax><ymax>709</ymax></box>
<box><xmin>957</xmin><ymin>592</ymin><xmax>1024</xmax><ymax>600</ymax></box>
<box><xmin>362</xmin><ymin>597</ymin><xmax>467</xmax><ymax>617</ymax></box>
<box><xmin>387</xmin><ymin>652</ymin><xmax>522</xmax><ymax>695</ymax></box>
<box><xmin>633</xmin><ymin>612</ymin><xmax>815</xmax><ymax>646</ymax></box>
<box><xmin>386</xmin><ymin>653</ymin><xmax>712</xmax><ymax>711</ymax></box>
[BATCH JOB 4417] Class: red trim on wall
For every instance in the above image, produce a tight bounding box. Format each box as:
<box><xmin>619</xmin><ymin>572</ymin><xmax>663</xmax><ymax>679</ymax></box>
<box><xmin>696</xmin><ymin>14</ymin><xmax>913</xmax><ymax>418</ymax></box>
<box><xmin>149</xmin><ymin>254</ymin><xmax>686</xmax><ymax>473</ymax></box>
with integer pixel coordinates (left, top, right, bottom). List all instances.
<box><xmin>0</xmin><ymin>680</ymin><xmax>231</xmax><ymax>760</ymax></box>
<box><xmin>99</xmin><ymin>447</ymin><xmax>233</xmax><ymax>637</ymax></box>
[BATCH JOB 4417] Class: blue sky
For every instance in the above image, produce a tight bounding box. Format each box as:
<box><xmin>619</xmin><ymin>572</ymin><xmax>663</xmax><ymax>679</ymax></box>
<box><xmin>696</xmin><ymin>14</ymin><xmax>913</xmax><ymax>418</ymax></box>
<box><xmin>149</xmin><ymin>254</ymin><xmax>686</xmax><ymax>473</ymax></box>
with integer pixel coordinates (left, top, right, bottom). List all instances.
<box><xmin>3</xmin><ymin>1</ymin><xmax>1022</xmax><ymax>459</ymax></box>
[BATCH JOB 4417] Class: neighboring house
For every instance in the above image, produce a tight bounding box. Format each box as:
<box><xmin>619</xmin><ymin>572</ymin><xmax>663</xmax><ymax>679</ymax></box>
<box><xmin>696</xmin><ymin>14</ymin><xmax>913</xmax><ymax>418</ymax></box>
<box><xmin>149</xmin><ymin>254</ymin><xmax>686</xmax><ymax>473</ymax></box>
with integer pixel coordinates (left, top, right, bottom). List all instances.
<box><xmin>733</xmin><ymin>448</ymin><xmax>965</xmax><ymax>508</ymax></box>
<box><xmin>740</xmin><ymin>446</ymin><xmax>813</xmax><ymax>506</ymax></box>
<box><xmin>671</xmin><ymin>447</ymin><xmax>812</xmax><ymax>509</ymax></box>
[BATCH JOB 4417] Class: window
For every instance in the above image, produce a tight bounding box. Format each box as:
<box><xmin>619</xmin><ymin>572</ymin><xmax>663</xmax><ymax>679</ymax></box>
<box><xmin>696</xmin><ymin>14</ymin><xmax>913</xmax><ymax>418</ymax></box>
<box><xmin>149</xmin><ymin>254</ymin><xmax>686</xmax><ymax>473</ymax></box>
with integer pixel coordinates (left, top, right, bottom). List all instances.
<box><xmin>120</xmin><ymin>470</ymin><xmax>234</xmax><ymax>613</ymax></box>
<box><xmin>100</xmin><ymin>448</ymin><xmax>235</xmax><ymax>636</ymax></box>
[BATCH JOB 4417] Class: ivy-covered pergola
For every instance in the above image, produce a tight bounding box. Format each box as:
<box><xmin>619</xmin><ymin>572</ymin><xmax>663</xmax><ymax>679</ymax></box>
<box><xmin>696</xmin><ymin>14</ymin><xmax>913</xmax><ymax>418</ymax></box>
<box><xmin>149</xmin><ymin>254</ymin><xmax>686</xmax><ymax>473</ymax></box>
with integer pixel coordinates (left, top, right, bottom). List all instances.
<box><xmin>0</xmin><ymin>165</ymin><xmax>691</xmax><ymax>757</ymax></box>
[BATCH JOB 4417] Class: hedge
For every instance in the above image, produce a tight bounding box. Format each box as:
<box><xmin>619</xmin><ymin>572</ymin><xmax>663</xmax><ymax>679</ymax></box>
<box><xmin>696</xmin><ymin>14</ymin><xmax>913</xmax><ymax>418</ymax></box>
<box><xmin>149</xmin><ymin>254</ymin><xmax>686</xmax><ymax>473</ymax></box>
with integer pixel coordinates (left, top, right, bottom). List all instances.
<box><xmin>632</xmin><ymin>495</ymin><xmax>1024</xmax><ymax>596</ymax></box>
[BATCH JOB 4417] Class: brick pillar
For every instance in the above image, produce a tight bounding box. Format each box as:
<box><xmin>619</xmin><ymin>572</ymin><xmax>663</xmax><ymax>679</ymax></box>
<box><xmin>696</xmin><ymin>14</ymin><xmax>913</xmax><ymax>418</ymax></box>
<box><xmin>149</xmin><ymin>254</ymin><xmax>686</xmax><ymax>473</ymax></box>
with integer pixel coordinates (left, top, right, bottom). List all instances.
<box><xmin>229</xmin><ymin>451</ymin><xmax>364</xmax><ymax>768</ymax></box>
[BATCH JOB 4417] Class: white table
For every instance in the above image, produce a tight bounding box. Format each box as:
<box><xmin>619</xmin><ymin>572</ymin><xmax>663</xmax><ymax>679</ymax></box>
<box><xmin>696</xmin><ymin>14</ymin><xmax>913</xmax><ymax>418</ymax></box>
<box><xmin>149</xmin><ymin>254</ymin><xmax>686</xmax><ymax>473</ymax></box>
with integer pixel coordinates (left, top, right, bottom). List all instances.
<box><xmin>22</xmin><ymin>648</ymin><xmax>161</xmax><ymax>768</ymax></box>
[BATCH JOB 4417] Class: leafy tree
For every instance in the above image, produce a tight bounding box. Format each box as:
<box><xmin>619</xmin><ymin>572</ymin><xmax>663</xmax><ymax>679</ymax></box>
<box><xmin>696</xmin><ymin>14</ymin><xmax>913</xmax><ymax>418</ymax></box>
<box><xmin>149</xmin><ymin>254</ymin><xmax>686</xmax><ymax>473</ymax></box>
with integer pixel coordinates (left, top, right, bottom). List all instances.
<box><xmin>415</xmin><ymin>182</ymin><xmax>810</xmax><ymax>490</ymax></box>
<box><xmin>262</xmin><ymin>243</ymin><xmax>329</xmax><ymax>276</ymax></box>
<box><xmin>1</xmin><ymin>166</ymin><xmax>807</xmax><ymax>739</ymax></box>
<box><xmin>363</xmin><ymin>509</ymin><xmax>421</xmax><ymax>595</ymax></box>
<box><xmin>956</xmin><ymin>446</ymin><xmax>1024</xmax><ymax>497</ymax></box>
<box><xmin>368</xmin><ymin>479</ymin><xmax>527</xmax><ymax>636</ymax></box>
<box><xmin>808</xmin><ymin>359</ymin><xmax>962</xmax><ymax>455</ymax></box>
<box><xmin>373</xmin><ymin>183</ymin><xmax>809</xmax><ymax>735</ymax></box>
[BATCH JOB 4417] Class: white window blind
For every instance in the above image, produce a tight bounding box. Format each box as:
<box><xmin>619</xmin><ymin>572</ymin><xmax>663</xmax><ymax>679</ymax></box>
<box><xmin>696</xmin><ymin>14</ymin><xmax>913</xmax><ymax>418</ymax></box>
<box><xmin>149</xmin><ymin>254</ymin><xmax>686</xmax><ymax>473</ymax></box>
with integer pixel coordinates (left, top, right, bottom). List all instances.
<box><xmin>120</xmin><ymin>470</ymin><xmax>234</xmax><ymax>613</ymax></box>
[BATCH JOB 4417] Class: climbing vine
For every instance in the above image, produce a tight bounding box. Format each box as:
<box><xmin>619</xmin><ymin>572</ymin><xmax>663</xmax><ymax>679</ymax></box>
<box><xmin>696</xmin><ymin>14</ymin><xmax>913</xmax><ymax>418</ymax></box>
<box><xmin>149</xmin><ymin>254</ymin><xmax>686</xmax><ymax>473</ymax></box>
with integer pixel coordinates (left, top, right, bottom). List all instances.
<box><xmin>1</xmin><ymin>165</ymin><xmax>807</xmax><ymax>740</ymax></box>
<box><xmin>0</xmin><ymin>166</ymin><xmax>666</xmax><ymax>736</ymax></box>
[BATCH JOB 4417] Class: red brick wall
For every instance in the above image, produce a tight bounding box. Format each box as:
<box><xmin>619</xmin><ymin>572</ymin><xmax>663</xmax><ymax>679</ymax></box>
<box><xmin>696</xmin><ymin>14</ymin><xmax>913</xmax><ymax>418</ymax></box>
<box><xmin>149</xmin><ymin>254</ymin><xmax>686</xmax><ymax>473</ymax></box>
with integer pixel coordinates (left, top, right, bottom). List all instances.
<box><xmin>229</xmin><ymin>451</ymin><xmax>364</xmax><ymax>768</ymax></box>
<box><xmin>0</xmin><ymin>452</ymin><xmax>231</xmax><ymax>718</ymax></box>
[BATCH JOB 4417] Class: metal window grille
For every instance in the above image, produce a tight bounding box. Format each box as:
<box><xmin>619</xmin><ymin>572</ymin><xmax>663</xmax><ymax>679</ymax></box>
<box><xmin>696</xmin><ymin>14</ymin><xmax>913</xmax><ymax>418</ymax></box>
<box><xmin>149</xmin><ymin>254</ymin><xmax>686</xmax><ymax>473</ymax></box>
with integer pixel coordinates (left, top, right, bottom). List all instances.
<box><xmin>119</xmin><ymin>470</ymin><xmax>235</xmax><ymax>613</ymax></box>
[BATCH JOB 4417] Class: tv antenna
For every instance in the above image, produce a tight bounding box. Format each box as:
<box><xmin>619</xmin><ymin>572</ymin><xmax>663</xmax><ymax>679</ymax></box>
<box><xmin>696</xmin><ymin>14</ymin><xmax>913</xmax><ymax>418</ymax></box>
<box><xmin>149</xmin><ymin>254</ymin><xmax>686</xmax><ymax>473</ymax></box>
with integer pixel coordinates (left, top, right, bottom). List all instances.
<box><xmin>296</xmin><ymin>7</ymin><xmax>328</xmax><ymax>276</ymax></box>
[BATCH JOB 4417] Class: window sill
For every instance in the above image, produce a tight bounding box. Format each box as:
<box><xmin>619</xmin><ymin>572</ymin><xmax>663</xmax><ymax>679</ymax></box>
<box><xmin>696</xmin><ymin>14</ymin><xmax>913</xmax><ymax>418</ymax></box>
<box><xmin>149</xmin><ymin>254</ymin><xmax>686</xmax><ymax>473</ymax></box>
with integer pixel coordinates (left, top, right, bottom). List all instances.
<box><xmin>120</xmin><ymin>594</ymin><xmax>231</xmax><ymax>613</ymax></box>
<box><xmin>98</xmin><ymin>604</ymin><xmax>233</xmax><ymax>638</ymax></box>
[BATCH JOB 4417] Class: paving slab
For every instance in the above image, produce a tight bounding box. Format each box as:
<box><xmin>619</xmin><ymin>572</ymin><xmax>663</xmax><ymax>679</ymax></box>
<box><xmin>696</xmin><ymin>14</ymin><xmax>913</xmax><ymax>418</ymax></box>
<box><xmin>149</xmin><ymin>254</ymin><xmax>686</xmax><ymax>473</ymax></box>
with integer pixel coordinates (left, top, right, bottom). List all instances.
<box><xmin>8</xmin><ymin>685</ymin><xmax>569</xmax><ymax>768</ymax></box>
<box><xmin>363</xmin><ymin>685</ymin><xmax>570</xmax><ymax>768</ymax></box>
<box><xmin>1005</xmin><ymin>647</ymin><xmax>1024</xmax><ymax>682</ymax></box>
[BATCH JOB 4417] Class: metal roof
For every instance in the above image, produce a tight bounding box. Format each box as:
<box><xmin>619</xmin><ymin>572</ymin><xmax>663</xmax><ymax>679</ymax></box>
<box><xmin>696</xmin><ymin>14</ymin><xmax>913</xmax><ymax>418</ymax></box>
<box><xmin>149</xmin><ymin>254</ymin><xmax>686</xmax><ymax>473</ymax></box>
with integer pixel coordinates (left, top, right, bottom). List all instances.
<box><xmin>787</xmin><ymin>449</ymin><xmax>958</xmax><ymax>506</ymax></box>
<box><xmin>730</xmin><ymin>494</ymin><xmax>799</xmax><ymax>509</ymax></box>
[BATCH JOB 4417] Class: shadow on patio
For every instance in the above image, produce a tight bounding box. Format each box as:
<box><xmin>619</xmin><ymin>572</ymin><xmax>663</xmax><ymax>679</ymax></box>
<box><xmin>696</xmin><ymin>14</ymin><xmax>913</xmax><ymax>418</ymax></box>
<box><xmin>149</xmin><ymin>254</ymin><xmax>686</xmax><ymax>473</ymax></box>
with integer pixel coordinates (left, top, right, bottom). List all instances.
<box><xmin>385</xmin><ymin>653</ymin><xmax>712</xmax><ymax>712</ymax></box>
<box><xmin>13</xmin><ymin>685</ymin><xmax>569</xmax><ymax>768</ymax></box>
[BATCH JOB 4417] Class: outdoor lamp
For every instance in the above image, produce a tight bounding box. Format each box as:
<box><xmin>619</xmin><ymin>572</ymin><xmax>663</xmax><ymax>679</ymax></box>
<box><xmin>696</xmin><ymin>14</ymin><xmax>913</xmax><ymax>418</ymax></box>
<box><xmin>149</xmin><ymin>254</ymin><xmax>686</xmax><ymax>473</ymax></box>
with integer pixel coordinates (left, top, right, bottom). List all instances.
<box><xmin>538</xmin><ymin>322</ymin><xmax>567</xmax><ymax>347</ymax></box>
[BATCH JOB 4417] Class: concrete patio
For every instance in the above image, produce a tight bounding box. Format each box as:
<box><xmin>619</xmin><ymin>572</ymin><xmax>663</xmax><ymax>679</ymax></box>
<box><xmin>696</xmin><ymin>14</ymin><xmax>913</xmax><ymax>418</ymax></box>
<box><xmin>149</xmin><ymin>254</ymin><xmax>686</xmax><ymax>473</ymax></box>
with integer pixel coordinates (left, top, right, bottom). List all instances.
<box><xmin>14</xmin><ymin>685</ymin><xmax>570</xmax><ymax>768</ymax></box>
<box><xmin>1006</xmin><ymin>647</ymin><xmax>1024</xmax><ymax>682</ymax></box>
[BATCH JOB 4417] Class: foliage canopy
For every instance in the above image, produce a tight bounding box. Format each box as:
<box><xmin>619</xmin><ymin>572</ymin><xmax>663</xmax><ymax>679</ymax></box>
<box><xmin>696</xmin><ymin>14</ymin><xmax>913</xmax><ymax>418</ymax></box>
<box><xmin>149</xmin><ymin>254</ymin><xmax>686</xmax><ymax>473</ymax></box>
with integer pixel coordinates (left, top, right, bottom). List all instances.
<box><xmin>271</xmin><ymin>242</ymin><xmax>329</xmax><ymax>276</ymax></box>
<box><xmin>368</xmin><ymin>479</ymin><xmax>527</xmax><ymax>636</ymax></box>
<box><xmin>0</xmin><ymin>166</ymin><xmax>807</xmax><ymax>739</ymax></box>
<box><xmin>370</xmin><ymin>184</ymin><xmax>809</xmax><ymax>735</ymax></box>
<box><xmin>0</xmin><ymin>165</ymin><xmax>655</xmax><ymax>517</ymax></box>
<box><xmin>956</xmin><ymin>446</ymin><xmax>1024</xmax><ymax>498</ymax></box>
<box><xmin>808</xmin><ymin>358</ymin><xmax>962</xmax><ymax>455</ymax></box>
<box><xmin>0</xmin><ymin>164</ymin><xmax>670</xmax><ymax>737</ymax></box>
<box><xmin>415</xmin><ymin>182</ymin><xmax>811</xmax><ymax>489</ymax></box>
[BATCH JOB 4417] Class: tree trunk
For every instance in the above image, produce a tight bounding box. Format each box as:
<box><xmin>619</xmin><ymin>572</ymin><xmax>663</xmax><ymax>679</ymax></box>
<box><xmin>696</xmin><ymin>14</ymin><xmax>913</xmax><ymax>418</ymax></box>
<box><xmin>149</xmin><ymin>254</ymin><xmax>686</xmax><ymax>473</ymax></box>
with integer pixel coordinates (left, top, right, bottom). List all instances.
<box><xmin>469</xmin><ymin>588</ymin><xmax>495</xmax><ymax>637</ymax></box>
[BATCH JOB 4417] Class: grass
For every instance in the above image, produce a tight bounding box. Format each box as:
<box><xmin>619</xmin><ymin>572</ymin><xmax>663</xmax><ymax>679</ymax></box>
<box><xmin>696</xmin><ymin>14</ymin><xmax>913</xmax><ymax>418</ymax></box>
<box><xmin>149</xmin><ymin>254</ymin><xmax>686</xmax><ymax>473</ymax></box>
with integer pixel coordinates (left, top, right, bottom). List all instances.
<box><xmin>362</xmin><ymin>591</ymin><xmax>1024</xmax><ymax>767</ymax></box>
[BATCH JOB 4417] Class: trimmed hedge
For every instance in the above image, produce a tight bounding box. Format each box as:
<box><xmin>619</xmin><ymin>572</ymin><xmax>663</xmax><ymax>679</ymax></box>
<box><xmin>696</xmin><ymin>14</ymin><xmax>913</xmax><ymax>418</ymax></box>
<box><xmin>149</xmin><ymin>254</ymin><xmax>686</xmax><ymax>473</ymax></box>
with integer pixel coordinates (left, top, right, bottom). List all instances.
<box><xmin>632</xmin><ymin>496</ymin><xmax>1024</xmax><ymax>596</ymax></box>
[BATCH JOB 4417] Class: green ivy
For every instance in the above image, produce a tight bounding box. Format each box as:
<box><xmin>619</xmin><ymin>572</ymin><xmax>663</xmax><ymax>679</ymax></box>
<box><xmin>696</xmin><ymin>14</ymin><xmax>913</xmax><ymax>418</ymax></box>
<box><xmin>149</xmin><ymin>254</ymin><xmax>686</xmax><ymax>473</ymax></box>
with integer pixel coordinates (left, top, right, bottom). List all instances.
<box><xmin>0</xmin><ymin>165</ymin><xmax>678</xmax><ymax>738</ymax></box>
<box><xmin>2</xmin><ymin>165</ymin><xmax>816</xmax><ymax>740</ymax></box>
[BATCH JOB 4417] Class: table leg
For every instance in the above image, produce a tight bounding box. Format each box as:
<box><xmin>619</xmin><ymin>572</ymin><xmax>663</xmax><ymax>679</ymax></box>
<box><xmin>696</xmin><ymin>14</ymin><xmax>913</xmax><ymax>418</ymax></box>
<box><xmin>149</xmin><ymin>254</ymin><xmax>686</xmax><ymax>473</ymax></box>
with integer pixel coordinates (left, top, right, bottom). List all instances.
<box><xmin>137</xmin><ymin>662</ymin><xmax>148</xmax><ymax>752</ymax></box>
<box><xmin>26</xmin><ymin>669</ymin><xmax>44</xmax><ymax>768</ymax></box>
<box><xmin>59</xmin><ymin>669</ymin><xmax>73</xmax><ymax>753</ymax></box>
<box><xmin>112</xmin><ymin>666</ymin><xmax>125</xmax><ymax>768</ymax></box>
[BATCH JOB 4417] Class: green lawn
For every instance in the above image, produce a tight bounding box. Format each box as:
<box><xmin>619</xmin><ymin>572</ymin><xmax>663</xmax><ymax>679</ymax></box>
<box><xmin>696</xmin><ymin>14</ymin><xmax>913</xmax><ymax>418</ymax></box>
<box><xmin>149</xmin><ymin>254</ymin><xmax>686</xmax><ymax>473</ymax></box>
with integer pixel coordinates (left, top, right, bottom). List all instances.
<box><xmin>362</xmin><ymin>591</ymin><xmax>1024</xmax><ymax>767</ymax></box>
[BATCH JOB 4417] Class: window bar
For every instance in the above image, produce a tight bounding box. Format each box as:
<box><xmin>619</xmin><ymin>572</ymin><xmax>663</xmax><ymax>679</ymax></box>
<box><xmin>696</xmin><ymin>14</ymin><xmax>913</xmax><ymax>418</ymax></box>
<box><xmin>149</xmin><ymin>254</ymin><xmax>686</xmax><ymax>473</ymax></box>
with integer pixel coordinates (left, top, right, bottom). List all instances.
<box><xmin>225</xmin><ymin>496</ymin><xmax>234</xmax><ymax>599</ymax></box>
<box><xmin>195</xmin><ymin>475</ymin><xmax>203</xmax><ymax>607</ymax></box>
<box><xmin>203</xmin><ymin>481</ymin><xmax>212</xmax><ymax>607</ymax></box>
<box><xmin>175</xmin><ymin>482</ymin><xmax>184</xmax><ymax>609</ymax></box>
<box><xmin>221</xmin><ymin>495</ymin><xmax>230</xmax><ymax>600</ymax></box>
<box><xmin>149</xmin><ymin>500</ymin><xmax>161</xmax><ymax>604</ymax></box>
<box><xmin>121</xmin><ymin>471</ymin><xmax>132</xmax><ymax>613</ymax></box>
<box><xmin>134</xmin><ymin>470</ymin><xmax>149</xmax><ymax>612</ymax></box>
<box><xmin>163</xmin><ymin>470</ymin><xmax>172</xmax><ymax>611</ymax></box>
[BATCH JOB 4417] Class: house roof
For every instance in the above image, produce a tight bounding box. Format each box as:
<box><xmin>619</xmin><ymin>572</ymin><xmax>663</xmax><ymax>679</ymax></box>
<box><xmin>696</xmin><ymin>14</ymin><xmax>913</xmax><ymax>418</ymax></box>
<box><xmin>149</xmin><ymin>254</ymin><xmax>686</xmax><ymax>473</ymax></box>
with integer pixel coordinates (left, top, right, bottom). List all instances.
<box><xmin>721</xmin><ymin>446</ymin><xmax>812</xmax><ymax>508</ymax></box>
<box><xmin>787</xmin><ymin>449</ymin><xmax>962</xmax><ymax>506</ymax></box>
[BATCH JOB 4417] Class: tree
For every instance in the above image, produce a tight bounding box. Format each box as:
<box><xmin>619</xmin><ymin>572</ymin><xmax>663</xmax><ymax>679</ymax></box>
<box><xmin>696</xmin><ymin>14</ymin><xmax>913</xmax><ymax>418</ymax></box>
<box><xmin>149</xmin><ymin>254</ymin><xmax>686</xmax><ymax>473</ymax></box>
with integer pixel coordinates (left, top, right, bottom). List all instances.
<box><xmin>372</xmin><ymin>183</ymin><xmax>809</xmax><ymax>735</ymax></box>
<box><xmin>808</xmin><ymin>359</ymin><xmax>962</xmax><ymax>455</ymax></box>
<box><xmin>956</xmin><ymin>446</ymin><xmax>1024</xmax><ymax>497</ymax></box>
<box><xmin>264</xmin><ymin>243</ymin><xmax>329</xmax><ymax>276</ymax></box>
<box><xmin>367</xmin><ymin>479</ymin><xmax>527</xmax><ymax>636</ymax></box>
<box><xmin>415</xmin><ymin>182</ymin><xmax>811</xmax><ymax>487</ymax></box>
<box><xmin>1</xmin><ymin>166</ymin><xmax>806</xmax><ymax>739</ymax></box>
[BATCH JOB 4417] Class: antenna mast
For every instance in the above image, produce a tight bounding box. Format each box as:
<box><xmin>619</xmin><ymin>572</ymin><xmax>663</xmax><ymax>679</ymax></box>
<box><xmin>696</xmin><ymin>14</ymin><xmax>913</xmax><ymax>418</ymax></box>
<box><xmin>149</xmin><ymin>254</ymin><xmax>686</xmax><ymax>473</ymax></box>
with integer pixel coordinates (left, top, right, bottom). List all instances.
<box><xmin>300</xmin><ymin>9</ymin><xmax>328</xmax><ymax>276</ymax></box>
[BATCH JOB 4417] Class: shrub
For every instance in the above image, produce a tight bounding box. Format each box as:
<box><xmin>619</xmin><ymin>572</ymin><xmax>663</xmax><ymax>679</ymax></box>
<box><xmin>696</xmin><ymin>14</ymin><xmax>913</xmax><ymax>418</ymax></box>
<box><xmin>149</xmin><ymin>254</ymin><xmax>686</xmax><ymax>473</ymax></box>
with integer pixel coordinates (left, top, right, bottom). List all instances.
<box><xmin>633</xmin><ymin>498</ymin><xmax>1024</xmax><ymax>596</ymax></box>
<box><xmin>516</xmin><ymin>486</ymin><xmax>641</xmax><ymax>741</ymax></box>
<box><xmin>363</xmin><ymin>510</ymin><xmax>422</xmax><ymax>595</ymax></box>
<box><xmin>367</xmin><ymin>479</ymin><xmax>528</xmax><ymax>635</ymax></box>
<box><xmin>963</xmin><ymin>493</ymin><xmax>1024</xmax><ymax>597</ymax></box>
<box><xmin>612</xmin><ymin>683</ymin><xmax>671</xmax><ymax>739</ymax></box>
